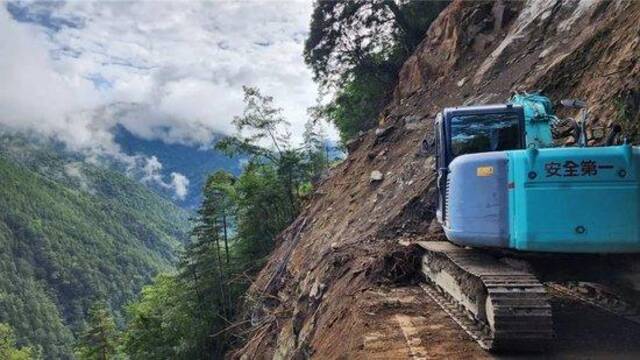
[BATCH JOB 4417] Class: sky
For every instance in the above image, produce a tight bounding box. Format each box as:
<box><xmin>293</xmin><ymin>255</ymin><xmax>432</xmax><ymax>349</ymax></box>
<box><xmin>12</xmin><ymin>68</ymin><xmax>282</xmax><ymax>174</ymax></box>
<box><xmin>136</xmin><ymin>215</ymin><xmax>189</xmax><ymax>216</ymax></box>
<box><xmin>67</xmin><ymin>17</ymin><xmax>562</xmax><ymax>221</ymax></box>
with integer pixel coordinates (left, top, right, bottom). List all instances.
<box><xmin>0</xmin><ymin>0</ymin><xmax>334</xmax><ymax>199</ymax></box>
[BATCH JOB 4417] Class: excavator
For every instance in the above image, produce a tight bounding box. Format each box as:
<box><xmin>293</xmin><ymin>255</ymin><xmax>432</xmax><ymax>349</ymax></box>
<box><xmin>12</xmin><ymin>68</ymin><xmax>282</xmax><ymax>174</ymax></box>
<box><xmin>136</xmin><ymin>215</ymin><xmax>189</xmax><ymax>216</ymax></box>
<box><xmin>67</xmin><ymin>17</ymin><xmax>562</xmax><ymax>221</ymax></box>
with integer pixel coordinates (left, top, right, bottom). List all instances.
<box><xmin>421</xmin><ymin>92</ymin><xmax>639</xmax><ymax>351</ymax></box>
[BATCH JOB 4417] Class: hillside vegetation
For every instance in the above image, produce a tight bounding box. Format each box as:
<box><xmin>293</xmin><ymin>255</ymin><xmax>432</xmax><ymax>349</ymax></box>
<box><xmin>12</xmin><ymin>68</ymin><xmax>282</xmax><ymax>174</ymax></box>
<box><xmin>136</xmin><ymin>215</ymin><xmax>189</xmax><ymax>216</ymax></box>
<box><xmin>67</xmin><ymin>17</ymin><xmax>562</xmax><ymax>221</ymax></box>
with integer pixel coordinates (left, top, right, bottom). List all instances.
<box><xmin>0</xmin><ymin>137</ymin><xmax>190</xmax><ymax>359</ymax></box>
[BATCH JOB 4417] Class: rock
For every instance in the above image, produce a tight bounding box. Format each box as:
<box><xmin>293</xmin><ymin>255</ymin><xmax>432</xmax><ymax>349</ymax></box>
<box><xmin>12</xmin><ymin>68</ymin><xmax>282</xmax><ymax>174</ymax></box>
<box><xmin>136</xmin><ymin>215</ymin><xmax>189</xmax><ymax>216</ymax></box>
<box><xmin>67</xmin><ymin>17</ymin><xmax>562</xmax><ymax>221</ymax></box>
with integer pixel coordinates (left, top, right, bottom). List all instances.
<box><xmin>375</xmin><ymin>126</ymin><xmax>395</xmax><ymax>138</ymax></box>
<box><xmin>309</xmin><ymin>279</ymin><xmax>326</xmax><ymax>300</ymax></box>
<box><xmin>457</xmin><ymin>78</ymin><xmax>467</xmax><ymax>87</ymax></box>
<box><xmin>564</xmin><ymin>136</ymin><xmax>576</xmax><ymax>146</ymax></box>
<box><xmin>403</xmin><ymin>115</ymin><xmax>424</xmax><ymax>130</ymax></box>
<box><xmin>592</xmin><ymin>127</ymin><xmax>605</xmax><ymax>140</ymax></box>
<box><xmin>292</xmin><ymin>301</ymin><xmax>308</xmax><ymax>336</ymax></box>
<box><xmin>396</xmin><ymin>54</ymin><xmax>423</xmax><ymax>99</ymax></box>
<box><xmin>273</xmin><ymin>322</ymin><xmax>297</xmax><ymax>360</ymax></box>
<box><xmin>370</xmin><ymin>170</ymin><xmax>384</xmax><ymax>182</ymax></box>
<box><xmin>586</xmin><ymin>128</ymin><xmax>594</xmax><ymax>140</ymax></box>
<box><xmin>345</xmin><ymin>137</ymin><xmax>362</xmax><ymax>153</ymax></box>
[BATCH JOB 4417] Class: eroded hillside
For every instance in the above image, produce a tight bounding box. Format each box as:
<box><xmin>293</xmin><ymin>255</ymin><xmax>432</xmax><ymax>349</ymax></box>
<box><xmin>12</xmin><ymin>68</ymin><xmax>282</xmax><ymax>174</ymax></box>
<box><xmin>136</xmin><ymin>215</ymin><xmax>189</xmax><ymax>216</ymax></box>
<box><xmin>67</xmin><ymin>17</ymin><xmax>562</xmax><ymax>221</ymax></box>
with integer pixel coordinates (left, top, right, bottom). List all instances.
<box><xmin>231</xmin><ymin>1</ymin><xmax>640</xmax><ymax>358</ymax></box>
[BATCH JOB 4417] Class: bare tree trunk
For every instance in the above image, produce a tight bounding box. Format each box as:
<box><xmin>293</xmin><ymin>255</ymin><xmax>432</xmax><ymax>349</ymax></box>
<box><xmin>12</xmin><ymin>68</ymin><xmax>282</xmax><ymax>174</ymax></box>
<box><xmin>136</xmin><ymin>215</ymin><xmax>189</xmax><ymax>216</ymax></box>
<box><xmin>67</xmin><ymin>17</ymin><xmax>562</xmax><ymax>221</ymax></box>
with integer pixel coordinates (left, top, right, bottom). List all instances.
<box><xmin>212</xmin><ymin>232</ymin><xmax>228</xmax><ymax>356</ymax></box>
<box><xmin>223</xmin><ymin>213</ymin><xmax>230</xmax><ymax>265</ymax></box>
<box><xmin>221</xmin><ymin>213</ymin><xmax>234</xmax><ymax>321</ymax></box>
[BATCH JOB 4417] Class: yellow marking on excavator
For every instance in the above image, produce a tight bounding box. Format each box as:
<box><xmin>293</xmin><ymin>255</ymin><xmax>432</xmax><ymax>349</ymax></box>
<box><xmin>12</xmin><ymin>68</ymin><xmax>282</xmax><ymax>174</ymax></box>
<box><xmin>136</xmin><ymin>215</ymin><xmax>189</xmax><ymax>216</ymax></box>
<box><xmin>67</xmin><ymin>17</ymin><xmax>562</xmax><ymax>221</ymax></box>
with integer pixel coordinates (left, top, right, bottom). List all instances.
<box><xmin>476</xmin><ymin>166</ymin><xmax>494</xmax><ymax>177</ymax></box>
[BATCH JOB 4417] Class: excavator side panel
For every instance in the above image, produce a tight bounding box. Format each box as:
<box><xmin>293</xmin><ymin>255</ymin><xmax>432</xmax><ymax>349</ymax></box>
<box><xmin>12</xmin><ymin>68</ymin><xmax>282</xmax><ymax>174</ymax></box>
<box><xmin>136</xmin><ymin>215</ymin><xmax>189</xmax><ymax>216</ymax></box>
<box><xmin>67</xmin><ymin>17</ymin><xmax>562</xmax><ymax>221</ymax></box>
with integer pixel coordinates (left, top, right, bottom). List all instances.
<box><xmin>508</xmin><ymin>145</ymin><xmax>640</xmax><ymax>253</ymax></box>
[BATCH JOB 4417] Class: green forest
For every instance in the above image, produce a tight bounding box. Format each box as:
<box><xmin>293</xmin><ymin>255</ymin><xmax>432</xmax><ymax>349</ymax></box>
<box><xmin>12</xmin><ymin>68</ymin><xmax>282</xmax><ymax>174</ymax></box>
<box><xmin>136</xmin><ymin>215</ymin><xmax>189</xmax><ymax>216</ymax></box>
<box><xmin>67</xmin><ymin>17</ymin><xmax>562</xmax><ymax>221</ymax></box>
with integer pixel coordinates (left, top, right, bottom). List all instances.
<box><xmin>0</xmin><ymin>139</ymin><xmax>191</xmax><ymax>359</ymax></box>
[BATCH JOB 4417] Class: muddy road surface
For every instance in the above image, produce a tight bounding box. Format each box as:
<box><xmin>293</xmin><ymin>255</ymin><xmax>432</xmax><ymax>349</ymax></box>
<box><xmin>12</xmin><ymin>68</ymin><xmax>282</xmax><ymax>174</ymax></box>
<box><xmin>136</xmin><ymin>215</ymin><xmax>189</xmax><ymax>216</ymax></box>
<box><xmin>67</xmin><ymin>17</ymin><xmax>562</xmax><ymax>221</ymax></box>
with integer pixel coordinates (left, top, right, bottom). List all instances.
<box><xmin>357</xmin><ymin>285</ymin><xmax>640</xmax><ymax>359</ymax></box>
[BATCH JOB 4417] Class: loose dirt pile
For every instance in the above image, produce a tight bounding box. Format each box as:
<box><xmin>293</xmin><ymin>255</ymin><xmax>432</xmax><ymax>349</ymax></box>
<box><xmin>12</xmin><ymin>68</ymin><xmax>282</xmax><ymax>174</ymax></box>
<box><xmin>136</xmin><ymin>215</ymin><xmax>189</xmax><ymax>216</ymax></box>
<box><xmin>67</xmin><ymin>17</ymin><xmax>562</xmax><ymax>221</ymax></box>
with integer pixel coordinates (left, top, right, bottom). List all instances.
<box><xmin>230</xmin><ymin>1</ymin><xmax>640</xmax><ymax>358</ymax></box>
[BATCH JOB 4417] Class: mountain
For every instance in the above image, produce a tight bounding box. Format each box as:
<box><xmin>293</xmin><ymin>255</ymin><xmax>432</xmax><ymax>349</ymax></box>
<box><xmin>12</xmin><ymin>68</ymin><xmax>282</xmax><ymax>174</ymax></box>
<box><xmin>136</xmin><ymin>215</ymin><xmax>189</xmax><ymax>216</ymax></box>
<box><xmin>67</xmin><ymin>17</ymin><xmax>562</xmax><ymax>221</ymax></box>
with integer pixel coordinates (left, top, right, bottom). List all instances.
<box><xmin>232</xmin><ymin>1</ymin><xmax>640</xmax><ymax>358</ymax></box>
<box><xmin>114</xmin><ymin>125</ymin><xmax>243</xmax><ymax>210</ymax></box>
<box><xmin>0</xmin><ymin>134</ymin><xmax>191</xmax><ymax>359</ymax></box>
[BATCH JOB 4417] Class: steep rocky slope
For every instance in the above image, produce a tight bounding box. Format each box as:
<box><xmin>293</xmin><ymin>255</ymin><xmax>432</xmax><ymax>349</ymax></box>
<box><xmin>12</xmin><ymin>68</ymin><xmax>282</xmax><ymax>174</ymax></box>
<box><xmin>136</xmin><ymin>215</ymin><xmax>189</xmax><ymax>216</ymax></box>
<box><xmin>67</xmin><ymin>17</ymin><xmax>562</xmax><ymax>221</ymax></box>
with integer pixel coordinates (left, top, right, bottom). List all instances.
<box><xmin>232</xmin><ymin>1</ymin><xmax>640</xmax><ymax>358</ymax></box>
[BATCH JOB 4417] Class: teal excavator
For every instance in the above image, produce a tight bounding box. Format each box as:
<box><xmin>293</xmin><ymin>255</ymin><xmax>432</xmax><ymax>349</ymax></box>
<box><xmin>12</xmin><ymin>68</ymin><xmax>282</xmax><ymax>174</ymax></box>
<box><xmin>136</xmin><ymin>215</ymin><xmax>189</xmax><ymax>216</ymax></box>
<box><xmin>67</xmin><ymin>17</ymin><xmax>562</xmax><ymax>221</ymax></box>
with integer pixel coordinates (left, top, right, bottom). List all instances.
<box><xmin>420</xmin><ymin>92</ymin><xmax>639</xmax><ymax>351</ymax></box>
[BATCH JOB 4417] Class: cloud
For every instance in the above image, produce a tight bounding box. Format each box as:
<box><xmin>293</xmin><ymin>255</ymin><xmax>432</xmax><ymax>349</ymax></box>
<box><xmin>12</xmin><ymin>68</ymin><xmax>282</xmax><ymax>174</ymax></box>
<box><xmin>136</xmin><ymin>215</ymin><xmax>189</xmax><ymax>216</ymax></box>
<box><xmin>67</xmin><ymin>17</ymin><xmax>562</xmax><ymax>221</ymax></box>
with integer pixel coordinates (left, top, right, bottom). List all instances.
<box><xmin>139</xmin><ymin>155</ymin><xmax>189</xmax><ymax>200</ymax></box>
<box><xmin>63</xmin><ymin>161</ymin><xmax>94</xmax><ymax>194</ymax></box>
<box><xmin>0</xmin><ymin>0</ymin><xmax>336</xmax><ymax>152</ymax></box>
<box><xmin>0</xmin><ymin>4</ymin><xmax>103</xmax><ymax>150</ymax></box>
<box><xmin>140</xmin><ymin>155</ymin><xmax>164</xmax><ymax>184</ymax></box>
<box><xmin>170</xmin><ymin>172</ymin><xmax>189</xmax><ymax>201</ymax></box>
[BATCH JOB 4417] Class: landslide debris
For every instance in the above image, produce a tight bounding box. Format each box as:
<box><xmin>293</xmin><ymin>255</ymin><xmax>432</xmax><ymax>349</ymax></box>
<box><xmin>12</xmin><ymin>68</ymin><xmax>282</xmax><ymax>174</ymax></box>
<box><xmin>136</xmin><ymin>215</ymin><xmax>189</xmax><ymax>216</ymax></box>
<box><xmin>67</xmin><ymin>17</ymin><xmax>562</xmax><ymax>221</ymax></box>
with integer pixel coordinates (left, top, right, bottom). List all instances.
<box><xmin>231</xmin><ymin>1</ymin><xmax>640</xmax><ymax>359</ymax></box>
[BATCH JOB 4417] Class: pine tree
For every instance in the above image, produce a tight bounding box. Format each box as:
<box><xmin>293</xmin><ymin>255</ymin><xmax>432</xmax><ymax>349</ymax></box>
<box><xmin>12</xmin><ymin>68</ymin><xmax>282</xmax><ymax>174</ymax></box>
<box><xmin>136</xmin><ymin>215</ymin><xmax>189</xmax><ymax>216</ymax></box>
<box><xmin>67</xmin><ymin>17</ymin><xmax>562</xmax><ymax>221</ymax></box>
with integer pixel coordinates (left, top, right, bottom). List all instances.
<box><xmin>76</xmin><ymin>302</ymin><xmax>119</xmax><ymax>360</ymax></box>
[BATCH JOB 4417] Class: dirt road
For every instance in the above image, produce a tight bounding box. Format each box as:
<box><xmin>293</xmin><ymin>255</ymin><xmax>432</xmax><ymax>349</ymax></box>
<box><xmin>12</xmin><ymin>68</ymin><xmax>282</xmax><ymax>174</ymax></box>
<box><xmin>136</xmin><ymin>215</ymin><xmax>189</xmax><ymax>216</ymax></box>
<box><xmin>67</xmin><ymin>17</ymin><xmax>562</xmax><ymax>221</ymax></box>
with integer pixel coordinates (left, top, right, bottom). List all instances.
<box><xmin>355</xmin><ymin>285</ymin><xmax>640</xmax><ymax>359</ymax></box>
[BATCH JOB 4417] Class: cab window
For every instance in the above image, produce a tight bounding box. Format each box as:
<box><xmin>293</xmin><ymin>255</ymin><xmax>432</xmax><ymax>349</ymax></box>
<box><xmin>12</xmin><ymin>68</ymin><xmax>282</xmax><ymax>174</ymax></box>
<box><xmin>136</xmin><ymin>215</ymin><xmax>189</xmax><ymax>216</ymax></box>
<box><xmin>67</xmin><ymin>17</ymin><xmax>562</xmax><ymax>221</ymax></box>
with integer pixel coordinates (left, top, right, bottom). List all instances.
<box><xmin>449</xmin><ymin>112</ymin><xmax>522</xmax><ymax>159</ymax></box>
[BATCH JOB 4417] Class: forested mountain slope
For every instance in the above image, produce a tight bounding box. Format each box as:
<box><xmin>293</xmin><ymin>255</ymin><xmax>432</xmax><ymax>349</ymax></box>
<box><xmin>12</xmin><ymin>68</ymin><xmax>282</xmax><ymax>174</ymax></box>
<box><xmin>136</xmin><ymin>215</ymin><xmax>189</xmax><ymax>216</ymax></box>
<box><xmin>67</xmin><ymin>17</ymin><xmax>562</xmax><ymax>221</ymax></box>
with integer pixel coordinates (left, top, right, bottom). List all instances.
<box><xmin>0</xmin><ymin>137</ymin><xmax>190</xmax><ymax>358</ymax></box>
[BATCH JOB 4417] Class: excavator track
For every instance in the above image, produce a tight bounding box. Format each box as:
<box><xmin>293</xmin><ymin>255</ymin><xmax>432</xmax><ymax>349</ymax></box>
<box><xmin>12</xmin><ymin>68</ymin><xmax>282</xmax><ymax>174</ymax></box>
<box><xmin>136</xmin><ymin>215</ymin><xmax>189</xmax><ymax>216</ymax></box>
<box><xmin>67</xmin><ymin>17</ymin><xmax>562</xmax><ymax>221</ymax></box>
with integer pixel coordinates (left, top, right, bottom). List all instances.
<box><xmin>417</xmin><ymin>241</ymin><xmax>552</xmax><ymax>352</ymax></box>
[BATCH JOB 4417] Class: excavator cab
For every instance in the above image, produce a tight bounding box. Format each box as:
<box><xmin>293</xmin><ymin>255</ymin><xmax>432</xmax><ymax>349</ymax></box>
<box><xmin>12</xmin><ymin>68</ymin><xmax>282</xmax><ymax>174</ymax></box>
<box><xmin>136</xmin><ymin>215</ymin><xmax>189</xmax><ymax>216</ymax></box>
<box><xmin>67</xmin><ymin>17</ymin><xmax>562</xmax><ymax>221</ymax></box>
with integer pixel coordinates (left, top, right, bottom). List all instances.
<box><xmin>435</xmin><ymin>104</ymin><xmax>526</xmax><ymax>225</ymax></box>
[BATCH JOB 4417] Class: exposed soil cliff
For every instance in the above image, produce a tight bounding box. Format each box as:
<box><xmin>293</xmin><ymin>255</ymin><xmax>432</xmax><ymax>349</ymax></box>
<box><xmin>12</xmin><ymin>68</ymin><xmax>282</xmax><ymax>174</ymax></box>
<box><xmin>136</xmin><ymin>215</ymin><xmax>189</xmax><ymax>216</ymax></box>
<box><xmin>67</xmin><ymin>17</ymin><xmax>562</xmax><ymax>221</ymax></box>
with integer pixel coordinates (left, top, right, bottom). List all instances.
<box><xmin>231</xmin><ymin>1</ymin><xmax>640</xmax><ymax>358</ymax></box>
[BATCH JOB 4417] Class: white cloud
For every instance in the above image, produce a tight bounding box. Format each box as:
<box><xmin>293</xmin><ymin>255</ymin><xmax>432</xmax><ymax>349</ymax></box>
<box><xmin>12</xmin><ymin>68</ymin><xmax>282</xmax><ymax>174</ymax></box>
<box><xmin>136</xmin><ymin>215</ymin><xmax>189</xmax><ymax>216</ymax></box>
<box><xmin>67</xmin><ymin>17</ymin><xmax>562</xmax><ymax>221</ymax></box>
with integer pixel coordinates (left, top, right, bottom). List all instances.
<box><xmin>140</xmin><ymin>155</ymin><xmax>164</xmax><ymax>184</ymax></box>
<box><xmin>0</xmin><ymin>1</ymin><xmax>341</xmax><ymax>199</ymax></box>
<box><xmin>139</xmin><ymin>155</ymin><xmax>189</xmax><ymax>199</ymax></box>
<box><xmin>170</xmin><ymin>172</ymin><xmax>189</xmax><ymax>200</ymax></box>
<box><xmin>0</xmin><ymin>5</ymin><xmax>103</xmax><ymax>150</ymax></box>
<box><xmin>0</xmin><ymin>0</ymin><xmax>337</xmax><ymax>152</ymax></box>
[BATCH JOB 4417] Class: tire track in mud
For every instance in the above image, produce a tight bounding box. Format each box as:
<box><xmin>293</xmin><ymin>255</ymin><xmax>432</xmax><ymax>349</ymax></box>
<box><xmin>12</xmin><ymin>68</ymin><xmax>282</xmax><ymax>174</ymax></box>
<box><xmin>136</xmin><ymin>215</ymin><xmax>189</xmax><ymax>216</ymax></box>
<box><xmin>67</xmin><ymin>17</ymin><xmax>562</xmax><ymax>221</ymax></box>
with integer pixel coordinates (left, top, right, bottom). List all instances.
<box><xmin>395</xmin><ymin>314</ymin><xmax>428</xmax><ymax>360</ymax></box>
<box><xmin>359</xmin><ymin>286</ymin><xmax>489</xmax><ymax>359</ymax></box>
